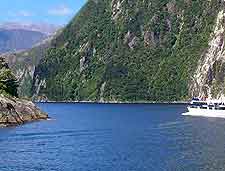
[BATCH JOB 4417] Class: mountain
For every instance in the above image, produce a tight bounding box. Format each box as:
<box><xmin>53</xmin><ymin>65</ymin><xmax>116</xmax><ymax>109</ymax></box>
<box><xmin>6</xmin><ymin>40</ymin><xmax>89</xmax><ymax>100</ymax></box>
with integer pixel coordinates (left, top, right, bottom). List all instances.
<box><xmin>4</xmin><ymin>0</ymin><xmax>223</xmax><ymax>102</ymax></box>
<box><xmin>0</xmin><ymin>22</ymin><xmax>59</xmax><ymax>35</ymax></box>
<box><xmin>0</xmin><ymin>24</ymin><xmax>61</xmax><ymax>98</ymax></box>
<box><xmin>0</xmin><ymin>22</ymin><xmax>60</xmax><ymax>54</ymax></box>
<box><xmin>0</xmin><ymin>28</ymin><xmax>47</xmax><ymax>53</ymax></box>
<box><xmin>30</xmin><ymin>0</ymin><xmax>225</xmax><ymax>102</ymax></box>
<box><xmin>3</xmin><ymin>34</ymin><xmax>54</xmax><ymax>97</ymax></box>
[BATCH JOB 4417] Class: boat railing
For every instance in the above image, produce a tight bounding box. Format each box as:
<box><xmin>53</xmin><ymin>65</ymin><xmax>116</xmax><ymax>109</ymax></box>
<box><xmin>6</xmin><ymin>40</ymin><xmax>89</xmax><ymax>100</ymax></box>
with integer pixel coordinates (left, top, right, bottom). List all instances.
<box><xmin>189</xmin><ymin>100</ymin><xmax>225</xmax><ymax>110</ymax></box>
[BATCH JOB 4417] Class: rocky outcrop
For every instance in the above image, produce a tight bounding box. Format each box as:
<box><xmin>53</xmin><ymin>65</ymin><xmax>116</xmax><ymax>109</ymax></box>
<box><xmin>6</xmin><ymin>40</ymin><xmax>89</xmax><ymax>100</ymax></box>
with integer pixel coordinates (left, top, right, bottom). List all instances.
<box><xmin>100</xmin><ymin>82</ymin><xmax>106</xmax><ymax>102</ymax></box>
<box><xmin>124</xmin><ymin>31</ymin><xmax>139</xmax><ymax>49</ymax></box>
<box><xmin>0</xmin><ymin>57</ymin><xmax>48</xmax><ymax>127</ymax></box>
<box><xmin>32</xmin><ymin>76</ymin><xmax>47</xmax><ymax>100</ymax></box>
<box><xmin>190</xmin><ymin>10</ymin><xmax>225</xmax><ymax>100</ymax></box>
<box><xmin>144</xmin><ymin>31</ymin><xmax>158</xmax><ymax>47</ymax></box>
<box><xmin>0</xmin><ymin>94</ymin><xmax>48</xmax><ymax>127</ymax></box>
<box><xmin>166</xmin><ymin>0</ymin><xmax>177</xmax><ymax>14</ymax></box>
<box><xmin>111</xmin><ymin>0</ymin><xmax>124</xmax><ymax>20</ymax></box>
<box><xmin>79</xmin><ymin>42</ymin><xmax>94</xmax><ymax>72</ymax></box>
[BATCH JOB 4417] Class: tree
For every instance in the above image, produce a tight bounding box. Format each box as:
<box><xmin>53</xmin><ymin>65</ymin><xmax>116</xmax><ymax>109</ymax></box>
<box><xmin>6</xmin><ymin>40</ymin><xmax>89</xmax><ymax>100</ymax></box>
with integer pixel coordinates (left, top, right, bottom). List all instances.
<box><xmin>0</xmin><ymin>57</ymin><xmax>18</xmax><ymax>97</ymax></box>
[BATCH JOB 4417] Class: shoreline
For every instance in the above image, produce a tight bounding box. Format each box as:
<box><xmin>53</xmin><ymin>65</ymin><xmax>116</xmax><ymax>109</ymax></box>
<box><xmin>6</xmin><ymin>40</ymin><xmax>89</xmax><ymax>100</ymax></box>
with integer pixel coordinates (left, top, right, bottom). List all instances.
<box><xmin>35</xmin><ymin>100</ymin><xmax>189</xmax><ymax>105</ymax></box>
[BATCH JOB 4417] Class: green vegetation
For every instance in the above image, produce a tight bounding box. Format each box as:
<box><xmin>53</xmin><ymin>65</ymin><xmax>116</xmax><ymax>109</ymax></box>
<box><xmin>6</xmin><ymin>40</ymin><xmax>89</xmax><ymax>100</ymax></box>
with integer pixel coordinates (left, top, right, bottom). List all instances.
<box><xmin>34</xmin><ymin>0</ymin><xmax>222</xmax><ymax>102</ymax></box>
<box><xmin>3</xmin><ymin>35</ymin><xmax>53</xmax><ymax>98</ymax></box>
<box><xmin>0</xmin><ymin>57</ymin><xmax>18</xmax><ymax>97</ymax></box>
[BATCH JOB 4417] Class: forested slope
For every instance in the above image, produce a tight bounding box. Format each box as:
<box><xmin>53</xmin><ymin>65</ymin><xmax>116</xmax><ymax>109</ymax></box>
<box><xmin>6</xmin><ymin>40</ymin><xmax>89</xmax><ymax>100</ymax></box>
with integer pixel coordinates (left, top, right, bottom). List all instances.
<box><xmin>33</xmin><ymin>0</ymin><xmax>224</xmax><ymax>102</ymax></box>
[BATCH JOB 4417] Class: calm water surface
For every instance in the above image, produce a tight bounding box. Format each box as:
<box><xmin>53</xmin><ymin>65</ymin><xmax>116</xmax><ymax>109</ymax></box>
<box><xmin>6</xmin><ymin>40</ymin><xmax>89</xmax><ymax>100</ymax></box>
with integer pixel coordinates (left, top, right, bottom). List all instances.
<box><xmin>0</xmin><ymin>103</ymin><xmax>225</xmax><ymax>171</ymax></box>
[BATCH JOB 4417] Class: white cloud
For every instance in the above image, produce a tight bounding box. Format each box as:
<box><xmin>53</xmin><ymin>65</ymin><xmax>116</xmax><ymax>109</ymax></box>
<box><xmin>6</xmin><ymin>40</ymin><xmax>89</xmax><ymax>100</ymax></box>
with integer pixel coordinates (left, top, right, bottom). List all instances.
<box><xmin>8</xmin><ymin>10</ymin><xmax>34</xmax><ymax>17</ymax></box>
<box><xmin>48</xmin><ymin>5</ymin><xmax>73</xmax><ymax>16</ymax></box>
<box><xmin>17</xmin><ymin>10</ymin><xmax>34</xmax><ymax>17</ymax></box>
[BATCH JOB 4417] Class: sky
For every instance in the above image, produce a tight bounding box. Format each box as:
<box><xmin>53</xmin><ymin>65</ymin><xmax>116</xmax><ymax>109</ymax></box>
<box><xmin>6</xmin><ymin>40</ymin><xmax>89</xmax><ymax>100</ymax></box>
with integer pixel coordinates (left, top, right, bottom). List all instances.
<box><xmin>0</xmin><ymin>0</ymin><xmax>87</xmax><ymax>26</ymax></box>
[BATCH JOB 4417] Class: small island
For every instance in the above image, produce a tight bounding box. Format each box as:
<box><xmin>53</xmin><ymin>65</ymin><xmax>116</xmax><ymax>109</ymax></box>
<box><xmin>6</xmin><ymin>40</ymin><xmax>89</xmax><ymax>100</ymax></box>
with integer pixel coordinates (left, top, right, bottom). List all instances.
<box><xmin>0</xmin><ymin>57</ymin><xmax>48</xmax><ymax>127</ymax></box>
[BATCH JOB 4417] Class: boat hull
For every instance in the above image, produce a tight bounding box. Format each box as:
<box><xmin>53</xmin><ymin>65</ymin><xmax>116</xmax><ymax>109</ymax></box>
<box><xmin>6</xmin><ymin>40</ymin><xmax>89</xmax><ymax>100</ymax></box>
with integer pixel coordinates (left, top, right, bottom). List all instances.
<box><xmin>182</xmin><ymin>107</ymin><xmax>225</xmax><ymax>118</ymax></box>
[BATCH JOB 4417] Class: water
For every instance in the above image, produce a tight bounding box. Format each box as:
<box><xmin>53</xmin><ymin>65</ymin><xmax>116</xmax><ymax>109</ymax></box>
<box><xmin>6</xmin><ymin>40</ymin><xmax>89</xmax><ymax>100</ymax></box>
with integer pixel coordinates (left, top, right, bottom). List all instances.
<box><xmin>1</xmin><ymin>103</ymin><xmax>225</xmax><ymax>171</ymax></box>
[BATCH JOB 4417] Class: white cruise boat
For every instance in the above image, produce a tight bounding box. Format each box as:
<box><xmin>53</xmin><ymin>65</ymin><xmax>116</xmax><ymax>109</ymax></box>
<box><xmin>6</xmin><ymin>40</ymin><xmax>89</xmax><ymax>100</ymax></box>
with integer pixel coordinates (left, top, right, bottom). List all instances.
<box><xmin>182</xmin><ymin>98</ymin><xmax>225</xmax><ymax>118</ymax></box>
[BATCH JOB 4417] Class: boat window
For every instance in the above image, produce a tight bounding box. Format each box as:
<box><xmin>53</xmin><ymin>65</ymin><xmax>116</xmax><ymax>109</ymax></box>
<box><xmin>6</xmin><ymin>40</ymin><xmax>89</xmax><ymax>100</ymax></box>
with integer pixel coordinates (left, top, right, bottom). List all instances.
<box><xmin>192</xmin><ymin>98</ymin><xmax>200</xmax><ymax>101</ymax></box>
<box><xmin>219</xmin><ymin>107</ymin><xmax>225</xmax><ymax>110</ymax></box>
<box><xmin>200</xmin><ymin>106</ymin><xmax>207</xmax><ymax>109</ymax></box>
<box><xmin>192</xmin><ymin>102</ymin><xmax>207</xmax><ymax>106</ymax></box>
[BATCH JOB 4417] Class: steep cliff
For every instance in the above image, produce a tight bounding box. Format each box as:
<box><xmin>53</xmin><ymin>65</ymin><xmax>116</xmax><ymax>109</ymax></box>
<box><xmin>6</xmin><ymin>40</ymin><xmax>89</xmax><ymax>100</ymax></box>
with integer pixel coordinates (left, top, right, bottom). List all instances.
<box><xmin>190</xmin><ymin>9</ymin><xmax>225</xmax><ymax>101</ymax></box>
<box><xmin>3</xmin><ymin>36</ymin><xmax>53</xmax><ymax>97</ymax></box>
<box><xmin>32</xmin><ymin>0</ymin><xmax>224</xmax><ymax>102</ymax></box>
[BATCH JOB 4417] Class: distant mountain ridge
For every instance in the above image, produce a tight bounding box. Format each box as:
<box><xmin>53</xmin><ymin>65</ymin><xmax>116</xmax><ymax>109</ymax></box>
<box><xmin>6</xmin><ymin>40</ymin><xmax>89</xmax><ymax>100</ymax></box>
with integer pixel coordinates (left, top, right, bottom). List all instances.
<box><xmin>0</xmin><ymin>22</ymin><xmax>61</xmax><ymax>54</ymax></box>
<box><xmin>0</xmin><ymin>28</ymin><xmax>46</xmax><ymax>54</ymax></box>
<box><xmin>0</xmin><ymin>22</ymin><xmax>60</xmax><ymax>35</ymax></box>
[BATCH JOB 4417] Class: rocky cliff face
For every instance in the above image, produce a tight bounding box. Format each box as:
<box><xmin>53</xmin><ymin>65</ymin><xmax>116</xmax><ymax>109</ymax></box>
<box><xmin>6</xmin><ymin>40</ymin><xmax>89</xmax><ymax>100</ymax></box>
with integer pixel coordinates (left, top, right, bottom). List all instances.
<box><xmin>3</xmin><ymin>35</ymin><xmax>53</xmax><ymax>97</ymax></box>
<box><xmin>190</xmin><ymin>9</ymin><xmax>225</xmax><ymax>100</ymax></box>
<box><xmin>31</xmin><ymin>0</ymin><xmax>224</xmax><ymax>102</ymax></box>
<box><xmin>0</xmin><ymin>24</ymin><xmax>60</xmax><ymax>98</ymax></box>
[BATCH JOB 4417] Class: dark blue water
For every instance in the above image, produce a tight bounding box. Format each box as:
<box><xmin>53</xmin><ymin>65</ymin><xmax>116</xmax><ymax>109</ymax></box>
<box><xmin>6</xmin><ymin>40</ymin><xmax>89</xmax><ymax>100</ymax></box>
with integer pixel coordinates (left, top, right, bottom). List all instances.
<box><xmin>1</xmin><ymin>103</ymin><xmax>225</xmax><ymax>171</ymax></box>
